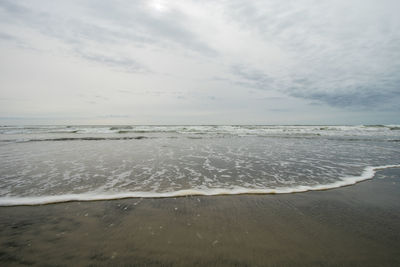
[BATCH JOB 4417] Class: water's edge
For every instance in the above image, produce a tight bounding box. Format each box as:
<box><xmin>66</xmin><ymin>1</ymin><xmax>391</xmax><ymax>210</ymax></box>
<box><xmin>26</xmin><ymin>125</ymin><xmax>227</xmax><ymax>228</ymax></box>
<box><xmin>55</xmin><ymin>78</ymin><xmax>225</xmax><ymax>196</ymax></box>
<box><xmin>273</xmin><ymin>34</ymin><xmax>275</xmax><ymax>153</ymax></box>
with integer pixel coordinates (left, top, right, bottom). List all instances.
<box><xmin>1</xmin><ymin>164</ymin><xmax>399</xmax><ymax>206</ymax></box>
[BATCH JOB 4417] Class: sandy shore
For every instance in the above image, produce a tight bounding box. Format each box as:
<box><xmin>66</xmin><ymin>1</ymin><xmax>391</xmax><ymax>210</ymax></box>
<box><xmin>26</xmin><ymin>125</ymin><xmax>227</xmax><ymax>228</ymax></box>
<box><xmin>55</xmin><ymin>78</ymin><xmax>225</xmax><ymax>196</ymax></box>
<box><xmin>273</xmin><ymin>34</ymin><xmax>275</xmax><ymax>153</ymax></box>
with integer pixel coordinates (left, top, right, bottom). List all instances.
<box><xmin>1</xmin><ymin>168</ymin><xmax>399</xmax><ymax>266</ymax></box>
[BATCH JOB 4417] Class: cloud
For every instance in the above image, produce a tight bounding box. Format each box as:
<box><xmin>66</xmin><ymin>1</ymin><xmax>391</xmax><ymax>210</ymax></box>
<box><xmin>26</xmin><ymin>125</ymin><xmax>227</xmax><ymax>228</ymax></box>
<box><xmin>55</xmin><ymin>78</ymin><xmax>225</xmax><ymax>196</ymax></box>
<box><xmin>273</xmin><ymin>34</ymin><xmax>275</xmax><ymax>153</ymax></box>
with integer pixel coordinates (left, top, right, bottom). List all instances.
<box><xmin>221</xmin><ymin>0</ymin><xmax>400</xmax><ymax>110</ymax></box>
<box><xmin>230</xmin><ymin>62</ymin><xmax>400</xmax><ymax>110</ymax></box>
<box><xmin>75</xmin><ymin>50</ymin><xmax>150</xmax><ymax>73</ymax></box>
<box><xmin>0</xmin><ymin>32</ymin><xmax>16</xmax><ymax>41</ymax></box>
<box><xmin>1</xmin><ymin>1</ymin><xmax>216</xmax><ymax>53</ymax></box>
<box><xmin>293</xmin><ymin>90</ymin><xmax>398</xmax><ymax>109</ymax></box>
<box><xmin>0</xmin><ymin>0</ymin><xmax>399</xmax><ymax>124</ymax></box>
<box><xmin>0</xmin><ymin>0</ymin><xmax>28</xmax><ymax>15</ymax></box>
<box><xmin>0</xmin><ymin>31</ymin><xmax>35</xmax><ymax>50</ymax></box>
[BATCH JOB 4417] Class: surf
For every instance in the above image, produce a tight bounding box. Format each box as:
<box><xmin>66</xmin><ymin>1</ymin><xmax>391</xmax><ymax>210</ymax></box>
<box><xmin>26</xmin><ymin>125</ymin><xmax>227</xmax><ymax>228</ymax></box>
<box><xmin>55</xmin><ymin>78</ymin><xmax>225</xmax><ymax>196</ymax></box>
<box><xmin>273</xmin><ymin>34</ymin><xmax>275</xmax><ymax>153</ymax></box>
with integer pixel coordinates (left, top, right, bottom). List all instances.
<box><xmin>1</xmin><ymin>164</ymin><xmax>399</xmax><ymax>206</ymax></box>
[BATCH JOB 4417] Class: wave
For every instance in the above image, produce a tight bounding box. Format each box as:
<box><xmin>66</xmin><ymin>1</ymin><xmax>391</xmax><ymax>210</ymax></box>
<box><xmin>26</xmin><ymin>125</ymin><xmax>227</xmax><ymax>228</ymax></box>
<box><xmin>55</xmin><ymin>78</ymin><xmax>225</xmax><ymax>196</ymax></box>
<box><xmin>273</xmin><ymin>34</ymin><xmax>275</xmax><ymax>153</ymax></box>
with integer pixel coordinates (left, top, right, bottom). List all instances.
<box><xmin>0</xmin><ymin>164</ymin><xmax>399</xmax><ymax>207</ymax></box>
<box><xmin>110</xmin><ymin>126</ymin><xmax>133</xmax><ymax>130</ymax></box>
<box><xmin>2</xmin><ymin>136</ymin><xmax>399</xmax><ymax>143</ymax></box>
<box><xmin>2</xmin><ymin>125</ymin><xmax>400</xmax><ymax>137</ymax></box>
<box><xmin>47</xmin><ymin>130</ymin><xmax>79</xmax><ymax>134</ymax></box>
<box><xmin>4</xmin><ymin>136</ymin><xmax>149</xmax><ymax>142</ymax></box>
<box><xmin>363</xmin><ymin>124</ymin><xmax>387</xmax><ymax>128</ymax></box>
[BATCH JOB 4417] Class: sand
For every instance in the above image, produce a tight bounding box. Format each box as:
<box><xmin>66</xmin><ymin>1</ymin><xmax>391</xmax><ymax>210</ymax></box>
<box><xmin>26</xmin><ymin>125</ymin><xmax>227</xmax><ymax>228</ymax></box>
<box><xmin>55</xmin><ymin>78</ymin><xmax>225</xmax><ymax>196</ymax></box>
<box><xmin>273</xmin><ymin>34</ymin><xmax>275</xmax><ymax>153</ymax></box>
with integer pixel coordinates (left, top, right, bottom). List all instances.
<box><xmin>0</xmin><ymin>168</ymin><xmax>399</xmax><ymax>266</ymax></box>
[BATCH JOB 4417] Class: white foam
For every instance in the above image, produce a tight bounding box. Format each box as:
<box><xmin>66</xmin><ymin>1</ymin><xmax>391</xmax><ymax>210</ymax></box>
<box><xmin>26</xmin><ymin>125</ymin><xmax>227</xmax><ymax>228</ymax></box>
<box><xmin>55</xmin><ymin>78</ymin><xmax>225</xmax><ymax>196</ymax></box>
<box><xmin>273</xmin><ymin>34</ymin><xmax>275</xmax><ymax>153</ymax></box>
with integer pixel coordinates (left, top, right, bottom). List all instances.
<box><xmin>2</xmin><ymin>125</ymin><xmax>400</xmax><ymax>137</ymax></box>
<box><xmin>0</xmin><ymin>164</ymin><xmax>399</xmax><ymax>206</ymax></box>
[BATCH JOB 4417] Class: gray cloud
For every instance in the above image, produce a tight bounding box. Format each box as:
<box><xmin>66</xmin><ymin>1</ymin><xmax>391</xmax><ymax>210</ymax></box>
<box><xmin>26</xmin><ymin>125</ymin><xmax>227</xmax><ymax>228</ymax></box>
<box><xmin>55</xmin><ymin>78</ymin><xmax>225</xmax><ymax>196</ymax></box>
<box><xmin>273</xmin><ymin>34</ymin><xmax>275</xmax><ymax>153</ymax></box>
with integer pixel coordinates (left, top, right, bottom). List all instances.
<box><xmin>83</xmin><ymin>0</ymin><xmax>217</xmax><ymax>55</ymax></box>
<box><xmin>0</xmin><ymin>0</ymin><xmax>28</xmax><ymax>16</ymax></box>
<box><xmin>0</xmin><ymin>0</ymin><xmax>221</xmax><ymax>77</ymax></box>
<box><xmin>231</xmin><ymin>62</ymin><xmax>400</xmax><ymax>109</ymax></box>
<box><xmin>219</xmin><ymin>0</ymin><xmax>400</xmax><ymax>110</ymax></box>
<box><xmin>230</xmin><ymin>65</ymin><xmax>275</xmax><ymax>91</ymax></box>
<box><xmin>0</xmin><ymin>0</ymin><xmax>399</xmax><ymax>124</ymax></box>
<box><xmin>0</xmin><ymin>32</ymin><xmax>16</xmax><ymax>41</ymax></box>
<box><xmin>75</xmin><ymin>50</ymin><xmax>150</xmax><ymax>73</ymax></box>
<box><xmin>0</xmin><ymin>31</ymin><xmax>35</xmax><ymax>50</ymax></box>
<box><xmin>0</xmin><ymin>0</ymin><xmax>217</xmax><ymax>57</ymax></box>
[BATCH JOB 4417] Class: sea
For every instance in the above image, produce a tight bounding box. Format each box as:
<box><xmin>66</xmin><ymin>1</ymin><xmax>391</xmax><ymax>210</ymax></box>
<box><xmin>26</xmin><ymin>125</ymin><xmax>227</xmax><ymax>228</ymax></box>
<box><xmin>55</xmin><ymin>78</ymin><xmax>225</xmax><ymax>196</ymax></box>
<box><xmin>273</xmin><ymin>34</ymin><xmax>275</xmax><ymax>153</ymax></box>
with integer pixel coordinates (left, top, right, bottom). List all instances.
<box><xmin>0</xmin><ymin>125</ymin><xmax>399</xmax><ymax>206</ymax></box>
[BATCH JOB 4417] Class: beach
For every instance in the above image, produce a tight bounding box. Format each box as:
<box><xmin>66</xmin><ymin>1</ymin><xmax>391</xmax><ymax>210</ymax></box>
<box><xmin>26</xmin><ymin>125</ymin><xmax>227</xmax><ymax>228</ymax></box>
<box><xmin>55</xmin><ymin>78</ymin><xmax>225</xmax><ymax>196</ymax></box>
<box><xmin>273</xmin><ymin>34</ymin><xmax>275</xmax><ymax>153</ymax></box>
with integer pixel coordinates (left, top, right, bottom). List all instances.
<box><xmin>1</xmin><ymin>0</ymin><xmax>399</xmax><ymax>265</ymax></box>
<box><xmin>1</xmin><ymin>167</ymin><xmax>399</xmax><ymax>266</ymax></box>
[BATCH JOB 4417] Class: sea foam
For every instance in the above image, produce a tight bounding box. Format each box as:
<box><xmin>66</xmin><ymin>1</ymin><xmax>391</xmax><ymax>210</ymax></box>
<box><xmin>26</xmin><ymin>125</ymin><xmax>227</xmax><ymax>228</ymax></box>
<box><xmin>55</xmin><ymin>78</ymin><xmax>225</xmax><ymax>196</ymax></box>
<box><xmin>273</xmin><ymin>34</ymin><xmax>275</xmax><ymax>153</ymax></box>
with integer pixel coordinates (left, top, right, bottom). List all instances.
<box><xmin>0</xmin><ymin>164</ymin><xmax>398</xmax><ymax>206</ymax></box>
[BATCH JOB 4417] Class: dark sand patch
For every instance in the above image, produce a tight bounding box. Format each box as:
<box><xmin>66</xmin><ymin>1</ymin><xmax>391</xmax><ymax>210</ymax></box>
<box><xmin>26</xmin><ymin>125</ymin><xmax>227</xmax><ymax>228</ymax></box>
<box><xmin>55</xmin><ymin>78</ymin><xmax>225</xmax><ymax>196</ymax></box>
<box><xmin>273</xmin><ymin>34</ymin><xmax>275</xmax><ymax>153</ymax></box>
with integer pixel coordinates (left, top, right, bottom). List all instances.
<box><xmin>0</xmin><ymin>168</ymin><xmax>400</xmax><ymax>266</ymax></box>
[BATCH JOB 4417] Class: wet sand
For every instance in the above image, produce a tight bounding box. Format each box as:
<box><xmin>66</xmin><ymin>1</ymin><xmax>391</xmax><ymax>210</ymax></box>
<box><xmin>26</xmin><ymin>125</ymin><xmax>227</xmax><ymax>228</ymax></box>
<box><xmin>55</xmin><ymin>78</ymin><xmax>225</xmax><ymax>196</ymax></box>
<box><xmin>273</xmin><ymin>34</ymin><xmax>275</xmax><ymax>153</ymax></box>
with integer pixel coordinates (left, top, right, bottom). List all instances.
<box><xmin>1</xmin><ymin>168</ymin><xmax>400</xmax><ymax>266</ymax></box>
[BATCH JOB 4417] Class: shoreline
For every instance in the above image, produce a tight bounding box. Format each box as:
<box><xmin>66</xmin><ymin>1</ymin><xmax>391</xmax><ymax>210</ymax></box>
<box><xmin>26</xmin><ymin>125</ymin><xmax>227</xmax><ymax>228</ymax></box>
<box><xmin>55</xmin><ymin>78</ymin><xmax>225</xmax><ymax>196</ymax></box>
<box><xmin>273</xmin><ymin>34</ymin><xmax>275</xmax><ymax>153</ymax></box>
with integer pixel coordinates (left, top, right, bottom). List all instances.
<box><xmin>1</xmin><ymin>164</ymin><xmax>399</xmax><ymax>207</ymax></box>
<box><xmin>0</xmin><ymin>168</ymin><xmax>400</xmax><ymax>266</ymax></box>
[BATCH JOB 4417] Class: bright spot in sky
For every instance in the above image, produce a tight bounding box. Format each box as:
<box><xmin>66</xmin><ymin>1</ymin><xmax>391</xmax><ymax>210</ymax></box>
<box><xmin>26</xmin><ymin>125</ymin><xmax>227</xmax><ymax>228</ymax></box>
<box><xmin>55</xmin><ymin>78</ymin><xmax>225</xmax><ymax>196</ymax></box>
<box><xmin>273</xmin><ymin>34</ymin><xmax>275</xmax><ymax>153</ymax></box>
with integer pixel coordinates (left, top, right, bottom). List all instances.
<box><xmin>149</xmin><ymin>0</ymin><xmax>168</xmax><ymax>12</ymax></box>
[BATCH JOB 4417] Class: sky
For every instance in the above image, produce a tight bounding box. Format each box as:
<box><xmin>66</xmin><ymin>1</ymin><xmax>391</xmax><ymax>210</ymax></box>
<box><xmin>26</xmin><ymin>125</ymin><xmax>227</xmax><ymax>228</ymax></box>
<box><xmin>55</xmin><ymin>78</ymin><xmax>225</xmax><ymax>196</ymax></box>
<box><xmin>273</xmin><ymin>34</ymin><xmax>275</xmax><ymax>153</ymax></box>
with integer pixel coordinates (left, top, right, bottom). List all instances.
<box><xmin>0</xmin><ymin>0</ymin><xmax>399</xmax><ymax>125</ymax></box>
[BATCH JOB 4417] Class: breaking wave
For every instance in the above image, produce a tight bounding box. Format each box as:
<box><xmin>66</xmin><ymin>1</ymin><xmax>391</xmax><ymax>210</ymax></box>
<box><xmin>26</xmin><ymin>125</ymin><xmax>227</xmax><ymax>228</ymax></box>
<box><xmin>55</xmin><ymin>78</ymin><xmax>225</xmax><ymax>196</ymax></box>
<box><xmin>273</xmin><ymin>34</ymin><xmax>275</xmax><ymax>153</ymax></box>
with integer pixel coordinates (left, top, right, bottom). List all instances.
<box><xmin>0</xmin><ymin>136</ymin><xmax>149</xmax><ymax>143</ymax></box>
<box><xmin>2</xmin><ymin>125</ymin><xmax>400</xmax><ymax>137</ymax></box>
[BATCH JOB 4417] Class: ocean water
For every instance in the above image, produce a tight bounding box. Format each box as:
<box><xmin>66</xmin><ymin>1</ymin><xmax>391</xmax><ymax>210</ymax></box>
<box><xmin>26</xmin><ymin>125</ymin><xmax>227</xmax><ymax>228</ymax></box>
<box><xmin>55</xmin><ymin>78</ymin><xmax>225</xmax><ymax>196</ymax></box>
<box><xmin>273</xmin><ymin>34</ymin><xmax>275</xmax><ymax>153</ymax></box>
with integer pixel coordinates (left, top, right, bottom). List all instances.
<box><xmin>0</xmin><ymin>125</ymin><xmax>399</xmax><ymax>206</ymax></box>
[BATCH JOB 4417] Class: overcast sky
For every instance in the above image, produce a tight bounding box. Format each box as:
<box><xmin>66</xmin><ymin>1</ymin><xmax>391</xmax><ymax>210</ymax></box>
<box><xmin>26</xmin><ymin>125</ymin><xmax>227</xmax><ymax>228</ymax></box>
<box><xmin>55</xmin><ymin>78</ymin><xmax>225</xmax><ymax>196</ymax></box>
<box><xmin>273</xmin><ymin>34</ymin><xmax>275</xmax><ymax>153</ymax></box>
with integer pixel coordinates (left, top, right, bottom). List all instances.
<box><xmin>0</xmin><ymin>0</ymin><xmax>399</xmax><ymax>125</ymax></box>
